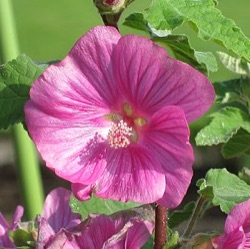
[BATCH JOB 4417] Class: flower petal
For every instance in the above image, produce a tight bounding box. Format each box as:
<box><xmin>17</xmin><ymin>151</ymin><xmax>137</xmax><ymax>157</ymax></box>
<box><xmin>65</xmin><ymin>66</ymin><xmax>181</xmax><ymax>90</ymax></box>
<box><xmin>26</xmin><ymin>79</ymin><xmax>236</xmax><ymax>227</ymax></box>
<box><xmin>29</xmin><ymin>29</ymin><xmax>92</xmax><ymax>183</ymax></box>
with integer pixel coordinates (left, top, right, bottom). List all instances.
<box><xmin>29</xmin><ymin>26</ymin><xmax>121</xmax><ymax>115</ymax></box>
<box><xmin>11</xmin><ymin>205</ymin><xmax>24</xmax><ymax>230</ymax></box>
<box><xmin>144</xmin><ymin>106</ymin><xmax>193</xmax><ymax>208</ymax></box>
<box><xmin>113</xmin><ymin>35</ymin><xmax>215</xmax><ymax>122</ymax></box>
<box><xmin>95</xmin><ymin>146</ymin><xmax>166</xmax><ymax>203</ymax></box>
<box><xmin>71</xmin><ymin>183</ymin><xmax>93</xmax><ymax>201</ymax></box>
<box><xmin>125</xmin><ymin>220</ymin><xmax>154</xmax><ymax>248</ymax></box>
<box><xmin>0</xmin><ymin>213</ymin><xmax>15</xmax><ymax>248</ymax></box>
<box><xmin>225</xmin><ymin>199</ymin><xmax>250</xmax><ymax>234</ymax></box>
<box><xmin>76</xmin><ymin>215</ymin><xmax>116</xmax><ymax>249</ymax></box>
<box><xmin>42</xmin><ymin>188</ymin><xmax>81</xmax><ymax>232</ymax></box>
<box><xmin>25</xmin><ymin>103</ymin><xmax>109</xmax><ymax>183</ymax></box>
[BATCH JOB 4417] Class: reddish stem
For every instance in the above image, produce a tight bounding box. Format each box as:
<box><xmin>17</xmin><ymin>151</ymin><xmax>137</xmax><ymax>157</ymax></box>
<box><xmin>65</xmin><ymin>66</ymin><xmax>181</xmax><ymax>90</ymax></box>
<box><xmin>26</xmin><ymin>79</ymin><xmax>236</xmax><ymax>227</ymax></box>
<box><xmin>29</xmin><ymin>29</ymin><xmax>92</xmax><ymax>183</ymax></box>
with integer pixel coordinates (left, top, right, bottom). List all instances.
<box><xmin>154</xmin><ymin>204</ymin><xmax>167</xmax><ymax>249</ymax></box>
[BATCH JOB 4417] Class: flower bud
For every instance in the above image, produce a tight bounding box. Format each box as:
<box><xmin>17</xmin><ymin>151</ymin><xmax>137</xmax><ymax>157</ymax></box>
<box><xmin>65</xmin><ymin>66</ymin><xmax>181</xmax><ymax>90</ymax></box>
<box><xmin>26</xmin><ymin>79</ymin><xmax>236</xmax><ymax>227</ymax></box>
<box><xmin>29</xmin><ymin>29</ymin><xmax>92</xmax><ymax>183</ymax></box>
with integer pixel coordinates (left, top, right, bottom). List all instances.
<box><xmin>94</xmin><ymin>0</ymin><xmax>128</xmax><ymax>14</ymax></box>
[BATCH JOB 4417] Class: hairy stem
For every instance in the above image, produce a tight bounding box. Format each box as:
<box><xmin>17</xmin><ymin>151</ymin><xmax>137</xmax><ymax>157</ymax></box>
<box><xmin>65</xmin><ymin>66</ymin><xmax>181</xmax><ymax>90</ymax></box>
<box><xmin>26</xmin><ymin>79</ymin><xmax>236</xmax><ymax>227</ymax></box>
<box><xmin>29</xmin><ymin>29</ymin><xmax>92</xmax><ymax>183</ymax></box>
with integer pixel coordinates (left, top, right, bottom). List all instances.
<box><xmin>0</xmin><ymin>0</ymin><xmax>44</xmax><ymax>220</ymax></box>
<box><xmin>154</xmin><ymin>204</ymin><xmax>167</xmax><ymax>249</ymax></box>
<box><xmin>183</xmin><ymin>196</ymin><xmax>205</xmax><ymax>238</ymax></box>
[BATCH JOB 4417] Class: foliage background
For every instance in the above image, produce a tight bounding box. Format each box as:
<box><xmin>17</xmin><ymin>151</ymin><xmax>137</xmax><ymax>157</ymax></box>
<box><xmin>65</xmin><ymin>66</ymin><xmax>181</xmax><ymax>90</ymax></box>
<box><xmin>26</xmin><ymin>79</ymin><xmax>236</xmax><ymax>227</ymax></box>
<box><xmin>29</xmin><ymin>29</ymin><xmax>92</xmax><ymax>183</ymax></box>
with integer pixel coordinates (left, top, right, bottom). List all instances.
<box><xmin>0</xmin><ymin>0</ymin><xmax>249</xmax><ymax>230</ymax></box>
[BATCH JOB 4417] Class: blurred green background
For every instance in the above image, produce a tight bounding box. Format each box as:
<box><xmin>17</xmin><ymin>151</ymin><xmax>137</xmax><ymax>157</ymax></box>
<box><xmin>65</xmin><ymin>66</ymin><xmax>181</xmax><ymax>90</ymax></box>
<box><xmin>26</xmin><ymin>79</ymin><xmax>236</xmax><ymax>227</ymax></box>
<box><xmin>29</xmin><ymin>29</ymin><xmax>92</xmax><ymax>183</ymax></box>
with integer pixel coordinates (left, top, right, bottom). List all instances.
<box><xmin>12</xmin><ymin>0</ymin><xmax>250</xmax><ymax>82</ymax></box>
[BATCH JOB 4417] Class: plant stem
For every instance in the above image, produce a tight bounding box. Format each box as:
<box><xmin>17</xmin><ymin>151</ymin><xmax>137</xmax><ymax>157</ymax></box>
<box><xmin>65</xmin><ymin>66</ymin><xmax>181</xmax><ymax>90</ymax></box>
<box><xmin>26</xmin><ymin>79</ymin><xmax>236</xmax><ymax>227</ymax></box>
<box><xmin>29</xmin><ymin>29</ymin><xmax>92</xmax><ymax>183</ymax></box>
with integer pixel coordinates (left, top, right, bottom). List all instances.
<box><xmin>101</xmin><ymin>13</ymin><xmax>121</xmax><ymax>31</ymax></box>
<box><xmin>183</xmin><ymin>196</ymin><xmax>205</xmax><ymax>238</ymax></box>
<box><xmin>0</xmin><ymin>0</ymin><xmax>44</xmax><ymax>220</ymax></box>
<box><xmin>154</xmin><ymin>204</ymin><xmax>167</xmax><ymax>249</ymax></box>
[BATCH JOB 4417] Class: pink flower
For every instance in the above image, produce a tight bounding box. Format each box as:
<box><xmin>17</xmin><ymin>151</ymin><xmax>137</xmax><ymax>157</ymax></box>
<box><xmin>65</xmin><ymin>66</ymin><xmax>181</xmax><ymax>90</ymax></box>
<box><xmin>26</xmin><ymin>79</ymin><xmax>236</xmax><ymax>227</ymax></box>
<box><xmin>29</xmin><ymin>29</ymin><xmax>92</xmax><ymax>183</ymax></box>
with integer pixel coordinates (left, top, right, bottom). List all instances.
<box><xmin>25</xmin><ymin>26</ymin><xmax>215</xmax><ymax>207</ymax></box>
<box><xmin>36</xmin><ymin>187</ymin><xmax>81</xmax><ymax>249</ymax></box>
<box><xmin>0</xmin><ymin>206</ymin><xmax>24</xmax><ymax>248</ymax></box>
<box><xmin>212</xmin><ymin>199</ymin><xmax>250</xmax><ymax>249</ymax></box>
<box><xmin>74</xmin><ymin>213</ymin><xmax>154</xmax><ymax>249</ymax></box>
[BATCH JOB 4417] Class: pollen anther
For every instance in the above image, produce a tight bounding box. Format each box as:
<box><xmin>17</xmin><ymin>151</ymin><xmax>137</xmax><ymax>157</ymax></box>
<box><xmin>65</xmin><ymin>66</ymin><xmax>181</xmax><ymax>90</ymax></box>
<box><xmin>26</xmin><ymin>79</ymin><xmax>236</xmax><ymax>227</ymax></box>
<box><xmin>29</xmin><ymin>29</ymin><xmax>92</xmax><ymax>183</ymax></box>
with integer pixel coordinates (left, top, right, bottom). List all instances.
<box><xmin>107</xmin><ymin>120</ymin><xmax>133</xmax><ymax>148</ymax></box>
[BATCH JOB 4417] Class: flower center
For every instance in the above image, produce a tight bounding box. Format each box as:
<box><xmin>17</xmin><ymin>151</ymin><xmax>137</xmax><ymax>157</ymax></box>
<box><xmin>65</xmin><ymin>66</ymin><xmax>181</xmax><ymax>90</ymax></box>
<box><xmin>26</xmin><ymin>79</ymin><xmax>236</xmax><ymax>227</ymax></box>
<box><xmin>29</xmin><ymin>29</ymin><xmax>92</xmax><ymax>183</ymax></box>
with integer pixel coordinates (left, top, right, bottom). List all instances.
<box><xmin>107</xmin><ymin>120</ymin><xmax>133</xmax><ymax>149</ymax></box>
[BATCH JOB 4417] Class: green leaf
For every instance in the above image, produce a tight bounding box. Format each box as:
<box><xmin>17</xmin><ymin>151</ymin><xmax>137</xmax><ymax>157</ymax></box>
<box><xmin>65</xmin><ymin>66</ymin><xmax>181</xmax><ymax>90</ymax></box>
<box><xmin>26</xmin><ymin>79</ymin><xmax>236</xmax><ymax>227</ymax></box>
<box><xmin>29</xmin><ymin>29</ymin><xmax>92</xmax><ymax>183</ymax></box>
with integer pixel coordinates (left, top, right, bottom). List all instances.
<box><xmin>238</xmin><ymin>167</ymin><xmax>250</xmax><ymax>185</ymax></box>
<box><xmin>70</xmin><ymin>195</ymin><xmax>140</xmax><ymax>219</ymax></box>
<box><xmin>221</xmin><ymin>128</ymin><xmax>250</xmax><ymax>158</ymax></box>
<box><xmin>144</xmin><ymin>0</ymin><xmax>184</xmax><ymax>31</ymax></box>
<box><xmin>213</xmin><ymin>78</ymin><xmax>242</xmax><ymax>103</ymax></box>
<box><xmin>134</xmin><ymin>0</ymin><xmax>250</xmax><ymax>61</ymax></box>
<box><xmin>142</xmin><ymin>236</ymin><xmax>154</xmax><ymax>249</ymax></box>
<box><xmin>167</xmin><ymin>229</ymin><xmax>179</xmax><ymax>249</ymax></box>
<box><xmin>196</xmin><ymin>106</ymin><xmax>250</xmax><ymax>146</ymax></box>
<box><xmin>168</xmin><ymin>201</ymin><xmax>196</xmax><ymax>229</ymax></box>
<box><xmin>0</xmin><ymin>54</ymin><xmax>46</xmax><ymax>130</ymax></box>
<box><xmin>217</xmin><ymin>52</ymin><xmax>250</xmax><ymax>76</ymax></box>
<box><xmin>195</xmin><ymin>51</ymin><xmax>218</xmax><ymax>73</ymax></box>
<box><xmin>154</xmin><ymin>35</ymin><xmax>217</xmax><ymax>74</ymax></box>
<box><xmin>123</xmin><ymin>12</ymin><xmax>149</xmax><ymax>32</ymax></box>
<box><xmin>198</xmin><ymin>168</ymin><xmax>250</xmax><ymax>213</ymax></box>
<box><xmin>9</xmin><ymin>229</ymin><xmax>34</xmax><ymax>247</ymax></box>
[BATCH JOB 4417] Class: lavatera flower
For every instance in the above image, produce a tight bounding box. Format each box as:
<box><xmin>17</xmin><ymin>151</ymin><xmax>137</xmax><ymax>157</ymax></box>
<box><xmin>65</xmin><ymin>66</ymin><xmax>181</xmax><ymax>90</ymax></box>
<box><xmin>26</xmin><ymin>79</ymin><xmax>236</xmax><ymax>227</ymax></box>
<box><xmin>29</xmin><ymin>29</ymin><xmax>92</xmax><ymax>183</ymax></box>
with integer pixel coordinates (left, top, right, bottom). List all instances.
<box><xmin>25</xmin><ymin>26</ymin><xmax>215</xmax><ymax>208</ymax></box>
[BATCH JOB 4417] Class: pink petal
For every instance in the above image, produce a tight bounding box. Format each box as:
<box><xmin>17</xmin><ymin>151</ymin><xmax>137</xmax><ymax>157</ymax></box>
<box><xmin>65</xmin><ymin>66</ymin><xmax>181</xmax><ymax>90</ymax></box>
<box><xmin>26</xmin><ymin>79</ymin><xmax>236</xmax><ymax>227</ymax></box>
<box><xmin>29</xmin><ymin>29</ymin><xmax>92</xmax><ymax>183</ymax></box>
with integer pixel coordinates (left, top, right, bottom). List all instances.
<box><xmin>125</xmin><ymin>220</ymin><xmax>154</xmax><ymax>248</ymax></box>
<box><xmin>28</xmin><ymin>26</ymin><xmax>121</xmax><ymax>114</ymax></box>
<box><xmin>95</xmin><ymin>146</ymin><xmax>166</xmax><ymax>203</ymax></box>
<box><xmin>45</xmin><ymin>229</ymin><xmax>79</xmax><ymax>249</ymax></box>
<box><xmin>112</xmin><ymin>35</ymin><xmax>215</xmax><ymax>122</ymax></box>
<box><xmin>0</xmin><ymin>213</ymin><xmax>15</xmax><ymax>248</ymax></box>
<box><xmin>212</xmin><ymin>227</ymin><xmax>245</xmax><ymax>249</ymax></box>
<box><xmin>225</xmin><ymin>199</ymin><xmax>250</xmax><ymax>234</ymax></box>
<box><xmin>76</xmin><ymin>215</ymin><xmax>116</xmax><ymax>249</ymax></box>
<box><xmin>144</xmin><ymin>106</ymin><xmax>193</xmax><ymax>208</ymax></box>
<box><xmin>42</xmin><ymin>188</ymin><xmax>81</xmax><ymax>232</ymax></box>
<box><xmin>25</xmin><ymin>103</ymin><xmax>109</xmax><ymax>183</ymax></box>
<box><xmin>11</xmin><ymin>205</ymin><xmax>24</xmax><ymax>229</ymax></box>
<box><xmin>37</xmin><ymin>217</ymin><xmax>55</xmax><ymax>249</ymax></box>
<box><xmin>71</xmin><ymin>183</ymin><xmax>93</xmax><ymax>201</ymax></box>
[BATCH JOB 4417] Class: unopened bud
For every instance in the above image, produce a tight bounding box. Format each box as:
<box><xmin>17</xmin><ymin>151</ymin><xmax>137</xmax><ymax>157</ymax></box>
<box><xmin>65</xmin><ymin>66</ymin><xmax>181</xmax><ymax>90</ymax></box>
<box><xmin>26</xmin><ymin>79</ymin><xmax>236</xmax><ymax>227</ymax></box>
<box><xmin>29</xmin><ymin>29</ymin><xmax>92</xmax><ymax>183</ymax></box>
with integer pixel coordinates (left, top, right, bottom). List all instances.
<box><xmin>94</xmin><ymin>0</ymin><xmax>127</xmax><ymax>14</ymax></box>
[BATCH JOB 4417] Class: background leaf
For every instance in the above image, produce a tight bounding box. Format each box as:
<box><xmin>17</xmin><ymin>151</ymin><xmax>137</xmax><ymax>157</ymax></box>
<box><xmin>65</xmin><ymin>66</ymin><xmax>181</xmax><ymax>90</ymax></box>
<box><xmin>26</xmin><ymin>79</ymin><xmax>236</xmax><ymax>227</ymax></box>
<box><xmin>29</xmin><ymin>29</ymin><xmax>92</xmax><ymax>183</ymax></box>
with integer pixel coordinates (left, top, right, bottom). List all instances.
<box><xmin>221</xmin><ymin>128</ymin><xmax>250</xmax><ymax>158</ymax></box>
<box><xmin>168</xmin><ymin>201</ymin><xmax>196</xmax><ymax>229</ymax></box>
<box><xmin>217</xmin><ymin>52</ymin><xmax>250</xmax><ymax>76</ymax></box>
<box><xmin>195</xmin><ymin>106</ymin><xmax>250</xmax><ymax>146</ymax></box>
<box><xmin>70</xmin><ymin>195</ymin><xmax>140</xmax><ymax>219</ymax></box>
<box><xmin>0</xmin><ymin>54</ymin><xmax>45</xmax><ymax>130</ymax></box>
<box><xmin>154</xmin><ymin>35</ymin><xmax>217</xmax><ymax>74</ymax></box>
<box><xmin>126</xmin><ymin>0</ymin><xmax>250</xmax><ymax>61</ymax></box>
<box><xmin>198</xmin><ymin>168</ymin><xmax>250</xmax><ymax>213</ymax></box>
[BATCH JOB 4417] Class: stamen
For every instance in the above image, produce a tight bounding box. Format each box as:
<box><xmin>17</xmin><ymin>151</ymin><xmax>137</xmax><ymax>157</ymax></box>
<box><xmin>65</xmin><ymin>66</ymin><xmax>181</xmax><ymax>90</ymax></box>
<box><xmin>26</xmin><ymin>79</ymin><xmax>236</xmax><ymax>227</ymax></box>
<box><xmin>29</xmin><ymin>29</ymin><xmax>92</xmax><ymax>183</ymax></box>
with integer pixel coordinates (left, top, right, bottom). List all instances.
<box><xmin>107</xmin><ymin>120</ymin><xmax>133</xmax><ymax>148</ymax></box>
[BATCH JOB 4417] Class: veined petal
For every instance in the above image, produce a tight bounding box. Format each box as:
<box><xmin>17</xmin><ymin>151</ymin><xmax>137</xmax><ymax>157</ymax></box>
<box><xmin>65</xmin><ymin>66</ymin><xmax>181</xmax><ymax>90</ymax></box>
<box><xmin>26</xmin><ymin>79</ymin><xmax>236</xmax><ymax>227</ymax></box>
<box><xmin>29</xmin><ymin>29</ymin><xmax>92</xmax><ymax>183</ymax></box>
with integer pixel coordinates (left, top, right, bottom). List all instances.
<box><xmin>225</xmin><ymin>199</ymin><xmax>250</xmax><ymax>234</ymax></box>
<box><xmin>95</xmin><ymin>146</ymin><xmax>166</xmax><ymax>203</ymax></box>
<box><xmin>76</xmin><ymin>215</ymin><xmax>116</xmax><ymax>249</ymax></box>
<box><xmin>37</xmin><ymin>217</ymin><xmax>55</xmax><ymax>249</ymax></box>
<box><xmin>29</xmin><ymin>26</ymin><xmax>121</xmax><ymax>117</ymax></box>
<box><xmin>144</xmin><ymin>106</ymin><xmax>193</xmax><ymax>208</ymax></box>
<box><xmin>25</xmin><ymin>103</ymin><xmax>109</xmax><ymax>184</ymax></box>
<box><xmin>42</xmin><ymin>188</ymin><xmax>81</xmax><ymax>233</ymax></box>
<box><xmin>125</xmin><ymin>220</ymin><xmax>154</xmax><ymax>248</ymax></box>
<box><xmin>113</xmin><ymin>35</ymin><xmax>215</xmax><ymax>122</ymax></box>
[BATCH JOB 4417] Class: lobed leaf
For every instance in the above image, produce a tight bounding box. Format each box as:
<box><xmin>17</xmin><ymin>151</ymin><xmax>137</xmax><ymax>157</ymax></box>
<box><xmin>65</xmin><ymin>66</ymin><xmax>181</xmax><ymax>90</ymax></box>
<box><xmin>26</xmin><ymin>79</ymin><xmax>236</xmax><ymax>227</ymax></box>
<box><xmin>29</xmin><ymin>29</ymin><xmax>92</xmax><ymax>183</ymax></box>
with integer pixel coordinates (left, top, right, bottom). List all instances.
<box><xmin>198</xmin><ymin>168</ymin><xmax>250</xmax><ymax>213</ymax></box>
<box><xmin>0</xmin><ymin>54</ymin><xmax>46</xmax><ymax>130</ymax></box>
<box><xmin>154</xmin><ymin>35</ymin><xmax>217</xmax><ymax>74</ymax></box>
<box><xmin>125</xmin><ymin>0</ymin><xmax>250</xmax><ymax>61</ymax></box>
<box><xmin>195</xmin><ymin>106</ymin><xmax>250</xmax><ymax>146</ymax></box>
